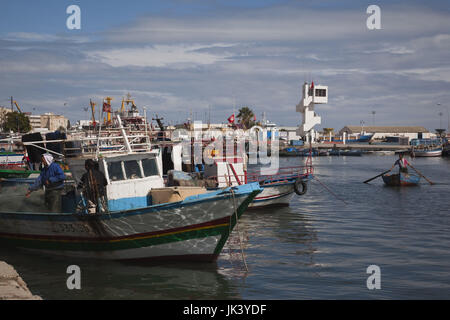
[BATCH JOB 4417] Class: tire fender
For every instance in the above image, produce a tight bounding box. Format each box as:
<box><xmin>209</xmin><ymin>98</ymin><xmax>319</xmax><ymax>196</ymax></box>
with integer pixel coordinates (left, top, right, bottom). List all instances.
<box><xmin>294</xmin><ymin>178</ymin><xmax>307</xmax><ymax>196</ymax></box>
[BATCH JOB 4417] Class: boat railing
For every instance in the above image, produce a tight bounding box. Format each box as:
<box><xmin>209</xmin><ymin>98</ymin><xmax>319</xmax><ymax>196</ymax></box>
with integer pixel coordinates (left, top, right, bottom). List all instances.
<box><xmin>205</xmin><ymin>165</ymin><xmax>313</xmax><ymax>186</ymax></box>
<box><xmin>247</xmin><ymin>165</ymin><xmax>313</xmax><ymax>184</ymax></box>
<box><xmin>22</xmin><ymin>134</ymin><xmax>152</xmax><ymax>158</ymax></box>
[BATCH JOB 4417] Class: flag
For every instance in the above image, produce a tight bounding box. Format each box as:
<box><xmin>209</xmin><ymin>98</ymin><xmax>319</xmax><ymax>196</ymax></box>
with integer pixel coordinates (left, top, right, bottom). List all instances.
<box><xmin>227</xmin><ymin>114</ymin><xmax>235</xmax><ymax>123</ymax></box>
<box><xmin>310</xmin><ymin>81</ymin><xmax>314</xmax><ymax>90</ymax></box>
<box><xmin>102</xmin><ymin>102</ymin><xmax>111</xmax><ymax>113</ymax></box>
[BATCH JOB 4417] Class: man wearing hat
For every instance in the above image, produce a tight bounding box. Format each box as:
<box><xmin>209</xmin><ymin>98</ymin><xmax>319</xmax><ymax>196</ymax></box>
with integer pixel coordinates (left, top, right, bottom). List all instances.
<box><xmin>26</xmin><ymin>153</ymin><xmax>66</xmax><ymax>212</ymax></box>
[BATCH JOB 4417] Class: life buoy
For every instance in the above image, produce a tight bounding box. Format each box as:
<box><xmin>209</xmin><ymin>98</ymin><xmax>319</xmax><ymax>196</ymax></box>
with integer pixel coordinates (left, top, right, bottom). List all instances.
<box><xmin>294</xmin><ymin>178</ymin><xmax>307</xmax><ymax>195</ymax></box>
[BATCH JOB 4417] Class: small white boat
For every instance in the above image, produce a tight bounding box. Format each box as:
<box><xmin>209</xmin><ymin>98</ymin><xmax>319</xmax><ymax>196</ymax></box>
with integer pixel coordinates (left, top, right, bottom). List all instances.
<box><xmin>412</xmin><ymin>147</ymin><xmax>443</xmax><ymax>157</ymax></box>
<box><xmin>202</xmin><ymin>156</ymin><xmax>311</xmax><ymax>209</ymax></box>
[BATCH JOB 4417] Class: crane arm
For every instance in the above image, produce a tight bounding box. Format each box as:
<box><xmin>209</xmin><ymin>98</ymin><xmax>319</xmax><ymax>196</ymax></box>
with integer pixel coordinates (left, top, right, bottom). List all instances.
<box><xmin>13</xmin><ymin>101</ymin><xmax>22</xmax><ymax>113</ymax></box>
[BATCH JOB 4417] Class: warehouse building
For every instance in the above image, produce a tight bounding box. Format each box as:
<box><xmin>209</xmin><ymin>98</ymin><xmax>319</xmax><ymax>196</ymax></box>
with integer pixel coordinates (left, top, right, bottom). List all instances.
<box><xmin>338</xmin><ymin>126</ymin><xmax>434</xmax><ymax>140</ymax></box>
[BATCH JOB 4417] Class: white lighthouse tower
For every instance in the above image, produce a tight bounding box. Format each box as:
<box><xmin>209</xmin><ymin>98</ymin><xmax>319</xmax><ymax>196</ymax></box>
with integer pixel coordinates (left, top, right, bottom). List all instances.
<box><xmin>296</xmin><ymin>81</ymin><xmax>328</xmax><ymax>143</ymax></box>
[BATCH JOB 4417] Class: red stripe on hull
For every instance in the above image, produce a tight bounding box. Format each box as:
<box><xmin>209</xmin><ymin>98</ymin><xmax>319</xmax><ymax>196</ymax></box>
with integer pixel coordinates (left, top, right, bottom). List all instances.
<box><xmin>0</xmin><ymin>216</ymin><xmax>231</xmax><ymax>242</ymax></box>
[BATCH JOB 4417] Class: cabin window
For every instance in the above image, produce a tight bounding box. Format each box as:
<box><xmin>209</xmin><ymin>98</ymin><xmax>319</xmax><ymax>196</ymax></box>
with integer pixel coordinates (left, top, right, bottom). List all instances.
<box><xmin>142</xmin><ymin>158</ymin><xmax>159</xmax><ymax>177</ymax></box>
<box><xmin>107</xmin><ymin>161</ymin><xmax>125</xmax><ymax>181</ymax></box>
<box><xmin>124</xmin><ymin>160</ymin><xmax>142</xmax><ymax>179</ymax></box>
<box><xmin>315</xmin><ymin>89</ymin><xmax>326</xmax><ymax>97</ymax></box>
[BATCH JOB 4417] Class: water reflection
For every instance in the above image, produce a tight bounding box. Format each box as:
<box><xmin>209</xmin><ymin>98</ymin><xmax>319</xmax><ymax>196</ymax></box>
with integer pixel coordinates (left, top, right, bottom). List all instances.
<box><xmin>0</xmin><ymin>247</ymin><xmax>241</xmax><ymax>300</ymax></box>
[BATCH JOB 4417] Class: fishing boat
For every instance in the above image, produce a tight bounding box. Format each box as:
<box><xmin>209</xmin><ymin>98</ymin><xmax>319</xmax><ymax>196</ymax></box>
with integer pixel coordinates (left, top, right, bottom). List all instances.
<box><xmin>247</xmin><ymin>168</ymin><xmax>311</xmax><ymax>208</ymax></box>
<box><xmin>410</xmin><ymin>138</ymin><xmax>443</xmax><ymax>157</ymax></box>
<box><xmin>382</xmin><ymin>172</ymin><xmax>420</xmax><ymax>186</ymax></box>
<box><xmin>0</xmin><ymin>168</ymin><xmax>39</xmax><ymax>179</ymax></box>
<box><xmin>329</xmin><ymin>149</ymin><xmax>362</xmax><ymax>156</ymax></box>
<box><xmin>0</xmin><ymin>117</ymin><xmax>262</xmax><ymax>262</ymax></box>
<box><xmin>200</xmin><ymin>153</ymin><xmax>312</xmax><ymax>208</ymax></box>
<box><xmin>331</xmin><ymin>133</ymin><xmax>374</xmax><ymax>143</ymax></box>
<box><xmin>412</xmin><ymin>147</ymin><xmax>443</xmax><ymax>157</ymax></box>
<box><xmin>443</xmin><ymin>143</ymin><xmax>450</xmax><ymax>157</ymax></box>
<box><xmin>0</xmin><ymin>151</ymin><xmax>25</xmax><ymax>169</ymax></box>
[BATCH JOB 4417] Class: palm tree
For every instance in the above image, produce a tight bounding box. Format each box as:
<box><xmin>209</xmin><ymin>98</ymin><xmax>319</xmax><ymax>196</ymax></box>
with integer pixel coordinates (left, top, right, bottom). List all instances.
<box><xmin>237</xmin><ymin>106</ymin><xmax>255</xmax><ymax>129</ymax></box>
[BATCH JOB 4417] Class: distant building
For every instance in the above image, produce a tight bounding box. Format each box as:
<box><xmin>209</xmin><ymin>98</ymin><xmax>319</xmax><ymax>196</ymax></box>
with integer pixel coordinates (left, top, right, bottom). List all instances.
<box><xmin>26</xmin><ymin>113</ymin><xmax>69</xmax><ymax>132</ymax></box>
<box><xmin>28</xmin><ymin>114</ymin><xmax>42</xmax><ymax>130</ymax></box>
<box><xmin>278</xmin><ymin>126</ymin><xmax>302</xmax><ymax>142</ymax></box>
<box><xmin>0</xmin><ymin>106</ymin><xmax>12</xmax><ymax>128</ymax></box>
<box><xmin>338</xmin><ymin>126</ymin><xmax>433</xmax><ymax>140</ymax></box>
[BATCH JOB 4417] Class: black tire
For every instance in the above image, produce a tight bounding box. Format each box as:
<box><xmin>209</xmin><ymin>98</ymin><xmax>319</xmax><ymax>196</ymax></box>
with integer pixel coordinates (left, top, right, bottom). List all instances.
<box><xmin>294</xmin><ymin>178</ymin><xmax>307</xmax><ymax>196</ymax></box>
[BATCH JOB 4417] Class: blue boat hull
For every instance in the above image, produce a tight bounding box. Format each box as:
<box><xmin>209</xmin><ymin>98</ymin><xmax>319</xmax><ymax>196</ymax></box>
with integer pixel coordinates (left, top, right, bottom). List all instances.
<box><xmin>382</xmin><ymin>173</ymin><xmax>420</xmax><ymax>186</ymax></box>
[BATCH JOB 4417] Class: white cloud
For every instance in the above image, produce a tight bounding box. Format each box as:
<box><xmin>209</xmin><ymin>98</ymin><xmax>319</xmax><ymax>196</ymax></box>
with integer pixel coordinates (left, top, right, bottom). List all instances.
<box><xmin>1</xmin><ymin>32</ymin><xmax>91</xmax><ymax>44</ymax></box>
<box><xmin>86</xmin><ymin>44</ymin><xmax>236</xmax><ymax>68</ymax></box>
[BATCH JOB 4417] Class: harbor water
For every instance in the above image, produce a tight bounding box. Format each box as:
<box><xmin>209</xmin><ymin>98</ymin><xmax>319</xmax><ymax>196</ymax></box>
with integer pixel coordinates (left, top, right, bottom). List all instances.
<box><xmin>0</xmin><ymin>155</ymin><xmax>449</xmax><ymax>299</ymax></box>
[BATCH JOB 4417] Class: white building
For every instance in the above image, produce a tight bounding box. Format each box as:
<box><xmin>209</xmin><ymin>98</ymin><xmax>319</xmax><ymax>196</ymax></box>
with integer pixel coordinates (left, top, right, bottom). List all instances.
<box><xmin>338</xmin><ymin>126</ymin><xmax>434</xmax><ymax>140</ymax></box>
<box><xmin>296</xmin><ymin>81</ymin><xmax>328</xmax><ymax>142</ymax></box>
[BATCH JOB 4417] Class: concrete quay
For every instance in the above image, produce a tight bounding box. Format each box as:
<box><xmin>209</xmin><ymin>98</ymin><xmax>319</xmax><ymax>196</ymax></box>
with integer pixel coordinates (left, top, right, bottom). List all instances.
<box><xmin>312</xmin><ymin>143</ymin><xmax>411</xmax><ymax>151</ymax></box>
<box><xmin>0</xmin><ymin>261</ymin><xmax>41</xmax><ymax>300</ymax></box>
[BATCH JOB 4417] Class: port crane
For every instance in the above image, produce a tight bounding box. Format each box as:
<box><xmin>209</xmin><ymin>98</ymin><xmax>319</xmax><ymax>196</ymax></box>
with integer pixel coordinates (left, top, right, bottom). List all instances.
<box><xmin>121</xmin><ymin>93</ymin><xmax>138</xmax><ymax>114</ymax></box>
<box><xmin>103</xmin><ymin>96</ymin><xmax>113</xmax><ymax>124</ymax></box>
<box><xmin>89</xmin><ymin>99</ymin><xmax>97</xmax><ymax>127</ymax></box>
<box><xmin>10</xmin><ymin>96</ymin><xmax>22</xmax><ymax>113</ymax></box>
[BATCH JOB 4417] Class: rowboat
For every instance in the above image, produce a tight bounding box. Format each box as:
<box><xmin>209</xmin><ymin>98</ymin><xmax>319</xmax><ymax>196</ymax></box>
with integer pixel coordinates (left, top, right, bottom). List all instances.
<box><xmin>382</xmin><ymin>172</ymin><xmax>420</xmax><ymax>186</ymax></box>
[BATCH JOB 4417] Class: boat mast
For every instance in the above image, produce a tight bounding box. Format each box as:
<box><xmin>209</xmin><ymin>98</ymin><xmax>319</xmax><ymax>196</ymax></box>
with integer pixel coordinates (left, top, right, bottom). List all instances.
<box><xmin>117</xmin><ymin>115</ymin><xmax>132</xmax><ymax>153</ymax></box>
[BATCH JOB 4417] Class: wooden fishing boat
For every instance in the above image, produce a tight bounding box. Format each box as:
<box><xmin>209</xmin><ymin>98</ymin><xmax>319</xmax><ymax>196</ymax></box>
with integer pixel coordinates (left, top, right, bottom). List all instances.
<box><xmin>382</xmin><ymin>172</ymin><xmax>420</xmax><ymax>186</ymax></box>
<box><xmin>201</xmin><ymin>154</ymin><xmax>312</xmax><ymax>208</ymax></box>
<box><xmin>0</xmin><ymin>151</ymin><xmax>261</xmax><ymax>262</ymax></box>
<box><xmin>0</xmin><ymin>168</ymin><xmax>38</xmax><ymax>179</ymax></box>
<box><xmin>0</xmin><ymin>151</ymin><xmax>25</xmax><ymax>169</ymax></box>
<box><xmin>0</xmin><ymin>116</ymin><xmax>262</xmax><ymax>262</ymax></box>
<box><xmin>0</xmin><ymin>168</ymin><xmax>73</xmax><ymax>186</ymax></box>
<box><xmin>246</xmin><ymin>167</ymin><xmax>311</xmax><ymax>208</ymax></box>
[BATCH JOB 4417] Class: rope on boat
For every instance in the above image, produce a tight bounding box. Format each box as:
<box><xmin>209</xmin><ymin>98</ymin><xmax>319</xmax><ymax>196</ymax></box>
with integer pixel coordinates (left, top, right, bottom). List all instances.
<box><xmin>225</xmin><ymin>163</ymin><xmax>248</xmax><ymax>272</ymax></box>
<box><xmin>230</xmin><ymin>188</ymin><xmax>248</xmax><ymax>272</ymax></box>
<box><xmin>313</xmin><ymin>175</ymin><xmax>348</xmax><ymax>205</ymax></box>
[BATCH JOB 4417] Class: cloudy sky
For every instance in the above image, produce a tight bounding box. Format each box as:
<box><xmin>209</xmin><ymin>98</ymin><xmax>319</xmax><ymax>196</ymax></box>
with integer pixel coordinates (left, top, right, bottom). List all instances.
<box><xmin>1</xmin><ymin>0</ymin><xmax>450</xmax><ymax>131</ymax></box>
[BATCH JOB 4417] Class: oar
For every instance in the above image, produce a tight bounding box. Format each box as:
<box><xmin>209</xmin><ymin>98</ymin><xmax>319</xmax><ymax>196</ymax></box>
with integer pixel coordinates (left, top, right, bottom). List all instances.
<box><xmin>363</xmin><ymin>170</ymin><xmax>391</xmax><ymax>184</ymax></box>
<box><xmin>408</xmin><ymin>164</ymin><xmax>434</xmax><ymax>185</ymax></box>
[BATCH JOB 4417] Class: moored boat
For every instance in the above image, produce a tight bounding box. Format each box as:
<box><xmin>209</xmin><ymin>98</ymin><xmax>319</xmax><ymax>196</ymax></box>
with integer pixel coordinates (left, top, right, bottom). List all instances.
<box><xmin>201</xmin><ymin>154</ymin><xmax>312</xmax><ymax>208</ymax></box>
<box><xmin>0</xmin><ymin>116</ymin><xmax>262</xmax><ymax>262</ymax></box>
<box><xmin>412</xmin><ymin>147</ymin><xmax>443</xmax><ymax>157</ymax></box>
<box><xmin>0</xmin><ymin>152</ymin><xmax>261</xmax><ymax>262</ymax></box>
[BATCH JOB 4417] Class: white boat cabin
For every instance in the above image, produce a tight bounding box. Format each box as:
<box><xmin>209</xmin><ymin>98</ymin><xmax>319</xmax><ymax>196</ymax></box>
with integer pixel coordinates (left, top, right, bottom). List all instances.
<box><xmin>203</xmin><ymin>156</ymin><xmax>246</xmax><ymax>188</ymax></box>
<box><xmin>100</xmin><ymin>150</ymin><xmax>164</xmax><ymax>211</ymax></box>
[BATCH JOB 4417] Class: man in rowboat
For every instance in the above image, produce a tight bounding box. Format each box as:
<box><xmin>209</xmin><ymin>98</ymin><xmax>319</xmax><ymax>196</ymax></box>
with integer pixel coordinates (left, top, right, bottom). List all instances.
<box><xmin>25</xmin><ymin>153</ymin><xmax>66</xmax><ymax>212</ymax></box>
<box><xmin>389</xmin><ymin>153</ymin><xmax>410</xmax><ymax>174</ymax></box>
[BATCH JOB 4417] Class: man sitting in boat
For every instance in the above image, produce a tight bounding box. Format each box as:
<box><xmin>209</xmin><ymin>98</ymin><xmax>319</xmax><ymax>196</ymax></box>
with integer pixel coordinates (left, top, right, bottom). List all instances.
<box><xmin>77</xmin><ymin>159</ymin><xmax>108</xmax><ymax>213</ymax></box>
<box><xmin>389</xmin><ymin>153</ymin><xmax>409</xmax><ymax>174</ymax></box>
<box><xmin>25</xmin><ymin>153</ymin><xmax>66</xmax><ymax>212</ymax></box>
